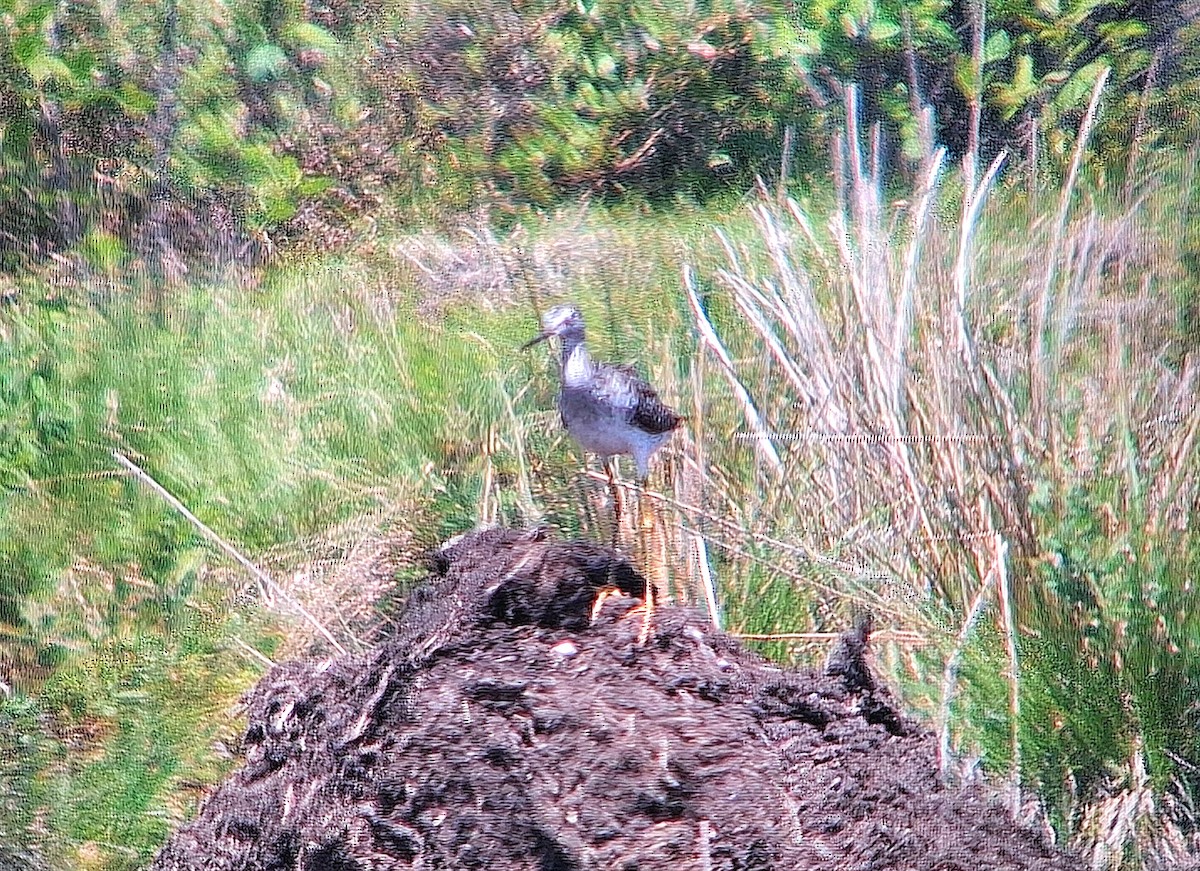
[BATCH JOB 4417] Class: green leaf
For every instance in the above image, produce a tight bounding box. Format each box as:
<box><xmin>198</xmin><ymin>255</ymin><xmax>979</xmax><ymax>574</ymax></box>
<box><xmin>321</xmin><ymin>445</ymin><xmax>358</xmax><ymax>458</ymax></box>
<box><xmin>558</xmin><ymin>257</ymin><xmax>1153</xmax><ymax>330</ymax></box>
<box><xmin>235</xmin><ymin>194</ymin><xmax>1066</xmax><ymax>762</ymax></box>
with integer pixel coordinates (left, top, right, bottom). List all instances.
<box><xmin>983</xmin><ymin>29</ymin><xmax>1011</xmax><ymax>66</ymax></box>
<box><xmin>1052</xmin><ymin>60</ymin><xmax>1107</xmax><ymax>112</ymax></box>
<box><xmin>12</xmin><ymin>33</ymin><xmax>45</xmax><ymax>65</ymax></box>
<box><xmin>15</xmin><ymin>1</ymin><xmax>54</xmax><ymax>29</ymax></box>
<box><xmin>1062</xmin><ymin>0</ymin><xmax>1118</xmax><ymax>29</ymax></box>
<box><xmin>1014</xmin><ymin>54</ymin><xmax>1035</xmax><ymax>92</ymax></box>
<box><xmin>297</xmin><ymin>175</ymin><xmax>333</xmax><ymax>197</ymax></box>
<box><xmin>989</xmin><ymin>52</ymin><xmax>1043</xmax><ymax>120</ymax></box>
<box><xmin>26</xmin><ymin>54</ymin><xmax>74</xmax><ymax>86</ymax></box>
<box><xmin>917</xmin><ymin>18</ymin><xmax>956</xmax><ymax>46</ymax></box>
<box><xmin>63</xmin><ymin>49</ymin><xmax>97</xmax><ymax>80</ymax></box>
<box><xmin>954</xmin><ymin>56</ymin><xmax>977</xmax><ymax>100</ymax></box>
<box><xmin>1</xmin><ymin>115</ymin><xmax>33</xmax><ymax>153</ymax></box>
<box><xmin>775</xmin><ymin>24</ymin><xmax>820</xmax><ymax>57</ymax></box>
<box><xmin>245</xmin><ymin>44</ymin><xmax>289</xmax><ymax>83</ymax></box>
<box><xmin>117</xmin><ymin>82</ymin><xmax>155</xmax><ymax>115</ymax></box>
<box><xmin>867</xmin><ymin>17</ymin><xmax>900</xmax><ymax>43</ymax></box>
<box><xmin>1097</xmin><ymin>20</ymin><xmax>1149</xmax><ymax>46</ymax></box>
<box><xmin>281</xmin><ymin>22</ymin><xmax>340</xmax><ymax>55</ymax></box>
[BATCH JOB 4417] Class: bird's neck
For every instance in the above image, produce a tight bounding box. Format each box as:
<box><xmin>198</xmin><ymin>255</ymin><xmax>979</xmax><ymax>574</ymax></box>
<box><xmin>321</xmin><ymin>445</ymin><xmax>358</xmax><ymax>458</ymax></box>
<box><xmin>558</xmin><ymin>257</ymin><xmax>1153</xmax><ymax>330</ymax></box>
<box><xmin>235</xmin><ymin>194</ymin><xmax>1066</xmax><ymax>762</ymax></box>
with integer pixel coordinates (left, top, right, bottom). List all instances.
<box><xmin>559</xmin><ymin>333</ymin><xmax>593</xmax><ymax>388</ymax></box>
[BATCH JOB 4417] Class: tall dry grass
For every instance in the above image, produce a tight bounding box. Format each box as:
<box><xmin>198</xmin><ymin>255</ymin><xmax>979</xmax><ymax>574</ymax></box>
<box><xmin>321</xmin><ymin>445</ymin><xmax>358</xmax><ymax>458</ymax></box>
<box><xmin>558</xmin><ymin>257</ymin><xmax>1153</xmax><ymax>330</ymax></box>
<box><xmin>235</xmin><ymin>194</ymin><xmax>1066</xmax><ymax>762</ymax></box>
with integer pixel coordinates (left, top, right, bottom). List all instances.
<box><xmin>675</xmin><ymin>83</ymin><xmax>1200</xmax><ymax>867</ymax></box>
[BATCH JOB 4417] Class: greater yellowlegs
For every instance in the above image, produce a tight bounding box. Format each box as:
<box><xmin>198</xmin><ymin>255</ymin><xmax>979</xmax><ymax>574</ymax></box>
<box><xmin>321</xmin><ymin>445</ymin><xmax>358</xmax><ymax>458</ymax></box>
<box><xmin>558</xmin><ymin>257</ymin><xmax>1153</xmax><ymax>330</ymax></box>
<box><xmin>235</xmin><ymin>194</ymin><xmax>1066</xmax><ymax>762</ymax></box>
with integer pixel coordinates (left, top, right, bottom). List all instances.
<box><xmin>523</xmin><ymin>303</ymin><xmax>682</xmax><ymax>643</ymax></box>
<box><xmin>522</xmin><ymin>304</ymin><xmax>683</xmax><ymax>481</ymax></box>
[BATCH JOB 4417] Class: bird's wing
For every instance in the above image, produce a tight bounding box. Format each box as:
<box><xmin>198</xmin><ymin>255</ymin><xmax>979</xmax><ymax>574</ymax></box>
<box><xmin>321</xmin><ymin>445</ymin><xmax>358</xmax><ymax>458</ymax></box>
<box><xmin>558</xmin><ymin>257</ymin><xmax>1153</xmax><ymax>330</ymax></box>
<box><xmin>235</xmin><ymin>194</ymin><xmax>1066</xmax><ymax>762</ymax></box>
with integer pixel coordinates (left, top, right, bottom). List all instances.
<box><xmin>629</xmin><ymin>382</ymin><xmax>683</xmax><ymax>434</ymax></box>
<box><xmin>588</xmin><ymin>364</ymin><xmax>640</xmax><ymax>410</ymax></box>
<box><xmin>595</xmin><ymin>363</ymin><xmax>682</xmax><ymax>435</ymax></box>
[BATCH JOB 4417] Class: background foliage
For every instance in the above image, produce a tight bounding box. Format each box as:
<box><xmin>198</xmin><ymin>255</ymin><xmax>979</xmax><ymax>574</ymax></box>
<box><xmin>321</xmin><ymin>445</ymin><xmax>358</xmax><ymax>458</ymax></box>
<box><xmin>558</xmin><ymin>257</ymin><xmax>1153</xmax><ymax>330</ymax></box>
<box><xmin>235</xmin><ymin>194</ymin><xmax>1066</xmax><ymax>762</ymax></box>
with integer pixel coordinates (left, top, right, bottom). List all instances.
<box><xmin>3</xmin><ymin>0</ymin><xmax>1200</xmax><ymax>269</ymax></box>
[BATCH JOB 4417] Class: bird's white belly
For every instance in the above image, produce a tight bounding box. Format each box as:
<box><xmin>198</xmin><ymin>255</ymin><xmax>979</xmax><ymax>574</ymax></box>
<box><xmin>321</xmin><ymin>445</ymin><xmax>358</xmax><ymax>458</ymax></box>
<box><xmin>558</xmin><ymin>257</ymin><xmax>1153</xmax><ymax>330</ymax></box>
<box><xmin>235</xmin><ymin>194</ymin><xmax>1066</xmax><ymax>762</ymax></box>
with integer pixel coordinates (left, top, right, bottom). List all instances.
<box><xmin>564</xmin><ymin>411</ymin><xmax>640</xmax><ymax>456</ymax></box>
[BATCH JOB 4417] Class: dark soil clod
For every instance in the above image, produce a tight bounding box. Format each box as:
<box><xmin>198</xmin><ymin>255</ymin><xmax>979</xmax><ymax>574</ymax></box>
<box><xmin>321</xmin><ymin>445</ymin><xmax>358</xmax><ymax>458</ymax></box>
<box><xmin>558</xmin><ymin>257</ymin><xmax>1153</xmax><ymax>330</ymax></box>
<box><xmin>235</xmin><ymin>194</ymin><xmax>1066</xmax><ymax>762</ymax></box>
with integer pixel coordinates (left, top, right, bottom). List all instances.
<box><xmin>151</xmin><ymin>527</ymin><xmax>1084</xmax><ymax>871</ymax></box>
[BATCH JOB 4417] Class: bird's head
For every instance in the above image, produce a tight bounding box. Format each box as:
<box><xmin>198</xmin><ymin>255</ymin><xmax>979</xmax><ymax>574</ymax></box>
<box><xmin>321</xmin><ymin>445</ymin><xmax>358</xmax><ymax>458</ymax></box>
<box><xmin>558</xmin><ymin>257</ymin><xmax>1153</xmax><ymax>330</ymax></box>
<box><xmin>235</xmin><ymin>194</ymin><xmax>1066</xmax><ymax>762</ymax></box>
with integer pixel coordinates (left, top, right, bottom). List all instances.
<box><xmin>521</xmin><ymin>304</ymin><xmax>585</xmax><ymax>349</ymax></box>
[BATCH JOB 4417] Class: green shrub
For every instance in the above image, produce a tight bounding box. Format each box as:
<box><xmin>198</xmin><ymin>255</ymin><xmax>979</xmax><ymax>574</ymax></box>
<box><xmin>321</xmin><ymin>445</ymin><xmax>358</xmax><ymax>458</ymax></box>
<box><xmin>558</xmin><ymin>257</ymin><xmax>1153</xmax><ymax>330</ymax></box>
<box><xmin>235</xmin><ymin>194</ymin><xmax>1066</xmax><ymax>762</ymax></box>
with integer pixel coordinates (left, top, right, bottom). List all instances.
<box><xmin>371</xmin><ymin>0</ymin><xmax>816</xmax><ymax>202</ymax></box>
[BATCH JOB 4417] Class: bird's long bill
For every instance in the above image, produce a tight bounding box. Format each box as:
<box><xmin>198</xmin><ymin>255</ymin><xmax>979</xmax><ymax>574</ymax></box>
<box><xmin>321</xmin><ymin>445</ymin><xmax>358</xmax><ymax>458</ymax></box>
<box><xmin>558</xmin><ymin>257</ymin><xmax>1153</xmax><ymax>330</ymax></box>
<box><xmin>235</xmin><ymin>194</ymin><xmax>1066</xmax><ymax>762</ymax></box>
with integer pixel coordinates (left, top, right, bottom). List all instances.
<box><xmin>521</xmin><ymin>331</ymin><xmax>551</xmax><ymax>351</ymax></box>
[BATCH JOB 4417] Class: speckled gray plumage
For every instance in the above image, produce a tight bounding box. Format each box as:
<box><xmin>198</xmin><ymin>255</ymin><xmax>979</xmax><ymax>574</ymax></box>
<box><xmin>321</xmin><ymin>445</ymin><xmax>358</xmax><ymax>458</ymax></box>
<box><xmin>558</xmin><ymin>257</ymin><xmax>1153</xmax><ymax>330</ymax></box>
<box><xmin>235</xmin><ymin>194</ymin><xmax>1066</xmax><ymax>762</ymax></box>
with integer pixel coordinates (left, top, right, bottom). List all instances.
<box><xmin>526</xmin><ymin>304</ymin><xmax>683</xmax><ymax>478</ymax></box>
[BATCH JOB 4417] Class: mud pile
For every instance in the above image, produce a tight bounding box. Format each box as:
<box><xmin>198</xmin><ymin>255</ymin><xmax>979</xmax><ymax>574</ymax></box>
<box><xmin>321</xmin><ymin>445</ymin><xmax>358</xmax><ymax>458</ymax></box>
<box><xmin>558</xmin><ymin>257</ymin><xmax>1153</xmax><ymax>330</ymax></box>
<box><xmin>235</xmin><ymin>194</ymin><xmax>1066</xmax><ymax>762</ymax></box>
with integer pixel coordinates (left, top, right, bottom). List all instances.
<box><xmin>151</xmin><ymin>527</ymin><xmax>1083</xmax><ymax>870</ymax></box>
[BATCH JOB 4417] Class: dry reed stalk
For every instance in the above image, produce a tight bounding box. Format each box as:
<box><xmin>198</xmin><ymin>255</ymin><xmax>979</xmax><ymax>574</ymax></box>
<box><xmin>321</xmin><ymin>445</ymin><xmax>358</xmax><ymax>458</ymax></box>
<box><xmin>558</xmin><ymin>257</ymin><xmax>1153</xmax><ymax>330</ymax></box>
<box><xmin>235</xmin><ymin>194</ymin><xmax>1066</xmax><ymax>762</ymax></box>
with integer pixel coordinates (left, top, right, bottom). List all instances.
<box><xmin>676</xmin><ymin>354</ymin><xmax>720</xmax><ymax>619</ymax></box>
<box><xmin>1148</xmin><ymin>363</ymin><xmax>1200</xmax><ymax>536</ymax></box>
<box><xmin>682</xmin><ymin>264</ymin><xmax>784</xmax><ymax>476</ymax></box>
<box><xmin>735</xmin><ymin>206</ymin><xmax>845</xmax><ymax>429</ymax></box>
<box><xmin>683</xmin><ymin>344</ymin><xmax>722</xmax><ymax>629</ymax></box>
<box><xmin>893</xmin><ymin>146</ymin><xmax>946</xmax><ymax>408</ymax></box>
<box><xmin>1031</xmin><ymin>66</ymin><xmax>1110</xmax><ymax>442</ymax></box>
<box><xmin>687</xmin><ymin>121</ymin><xmax>1044</xmax><ymax>650</ymax></box>
<box><xmin>778</xmin><ymin>123</ymin><xmax>795</xmax><ymax>204</ymax></box>
<box><xmin>733</xmin><ymin>629</ymin><xmax>927</xmax><ymax>644</ymax></box>
<box><xmin>1123</xmin><ymin>47</ymin><xmax>1163</xmax><ymax>209</ymax></box>
<box><xmin>840</xmin><ymin>92</ymin><xmax>947</xmax><ymax>572</ymax></box>
<box><xmin>498</xmin><ymin>376</ymin><xmax>543</xmax><ymax>523</ymax></box>
<box><xmin>633</xmin><ymin>491</ymin><xmax>665</xmax><ymax>605</ymax></box>
<box><xmin>720</xmin><ymin>268</ymin><xmax>810</xmax><ymax>399</ymax></box>
<box><xmin>823</xmin><ymin>244</ymin><xmax>885</xmax><ymax>406</ymax></box>
<box><xmin>784</xmin><ymin>198</ymin><xmax>842</xmax><ymax>294</ymax></box>
<box><xmin>113</xmin><ymin>450</ymin><xmax>348</xmax><ymax>656</ymax></box>
<box><xmin>992</xmin><ymin>531</ymin><xmax>1020</xmax><ymax>813</ymax></box>
<box><xmin>693</xmin><ymin>529</ymin><xmax>721</xmax><ymax>630</ymax></box>
<box><xmin>478</xmin><ymin>423</ymin><xmax>498</xmax><ymax>527</ymax></box>
<box><xmin>936</xmin><ymin>535</ymin><xmax>998</xmax><ymax>778</ymax></box>
<box><xmin>1073</xmin><ymin>744</ymin><xmax>1159</xmax><ymax>871</ymax></box>
<box><xmin>669</xmin><ymin>71</ymin><xmax>1200</xmax><ymax>863</ymax></box>
<box><xmin>587</xmin><ymin>470</ymin><xmax>934</xmax><ymax>629</ymax></box>
<box><xmin>230</xmin><ymin>635</ymin><xmax>276</xmax><ymax>668</ymax></box>
<box><xmin>953</xmin><ymin>150</ymin><xmax>1009</xmax><ymax>364</ymax></box>
<box><xmin>1026</xmin><ymin>115</ymin><xmax>1040</xmax><ymax>214</ymax></box>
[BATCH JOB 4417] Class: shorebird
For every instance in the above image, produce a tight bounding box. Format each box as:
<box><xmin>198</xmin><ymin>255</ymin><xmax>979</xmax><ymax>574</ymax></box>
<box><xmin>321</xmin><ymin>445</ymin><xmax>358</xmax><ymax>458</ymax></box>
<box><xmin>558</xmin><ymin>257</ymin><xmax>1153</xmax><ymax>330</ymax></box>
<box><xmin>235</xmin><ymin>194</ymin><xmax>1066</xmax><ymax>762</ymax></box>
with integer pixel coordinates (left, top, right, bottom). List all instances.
<box><xmin>523</xmin><ymin>303</ymin><xmax>682</xmax><ymax>643</ymax></box>
<box><xmin>522</xmin><ymin>304</ymin><xmax>683</xmax><ymax>482</ymax></box>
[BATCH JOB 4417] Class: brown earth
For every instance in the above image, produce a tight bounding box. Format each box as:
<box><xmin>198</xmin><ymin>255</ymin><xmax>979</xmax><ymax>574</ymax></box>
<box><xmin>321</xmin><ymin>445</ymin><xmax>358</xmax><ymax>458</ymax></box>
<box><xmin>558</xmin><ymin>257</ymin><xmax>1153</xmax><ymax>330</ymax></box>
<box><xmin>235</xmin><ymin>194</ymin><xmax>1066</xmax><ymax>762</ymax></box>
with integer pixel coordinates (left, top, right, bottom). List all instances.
<box><xmin>150</xmin><ymin>526</ymin><xmax>1084</xmax><ymax>871</ymax></box>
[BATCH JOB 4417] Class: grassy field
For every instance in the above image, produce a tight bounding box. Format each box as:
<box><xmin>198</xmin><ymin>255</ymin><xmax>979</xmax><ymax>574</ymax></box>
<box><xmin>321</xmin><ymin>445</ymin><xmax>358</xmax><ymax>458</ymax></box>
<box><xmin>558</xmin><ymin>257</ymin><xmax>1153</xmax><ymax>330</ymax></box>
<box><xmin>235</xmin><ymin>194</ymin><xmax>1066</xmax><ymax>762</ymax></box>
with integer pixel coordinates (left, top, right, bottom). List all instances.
<box><xmin>2</xmin><ymin>124</ymin><xmax>1200</xmax><ymax>869</ymax></box>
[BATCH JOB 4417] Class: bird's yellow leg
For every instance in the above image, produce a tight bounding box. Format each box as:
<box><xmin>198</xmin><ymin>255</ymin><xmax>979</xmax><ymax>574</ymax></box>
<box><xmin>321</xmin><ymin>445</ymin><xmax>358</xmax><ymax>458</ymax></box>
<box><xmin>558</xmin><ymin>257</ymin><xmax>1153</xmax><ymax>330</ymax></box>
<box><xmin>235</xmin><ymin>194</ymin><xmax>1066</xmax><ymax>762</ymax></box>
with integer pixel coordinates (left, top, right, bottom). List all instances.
<box><xmin>603</xmin><ymin>457</ymin><xmax>622</xmax><ymax>549</ymax></box>
<box><xmin>633</xmin><ymin>486</ymin><xmax>658</xmax><ymax>645</ymax></box>
<box><xmin>636</xmin><ymin>576</ymin><xmax>655</xmax><ymax>645</ymax></box>
<box><xmin>590</xmin><ymin>586</ymin><xmax>622</xmax><ymax>622</ymax></box>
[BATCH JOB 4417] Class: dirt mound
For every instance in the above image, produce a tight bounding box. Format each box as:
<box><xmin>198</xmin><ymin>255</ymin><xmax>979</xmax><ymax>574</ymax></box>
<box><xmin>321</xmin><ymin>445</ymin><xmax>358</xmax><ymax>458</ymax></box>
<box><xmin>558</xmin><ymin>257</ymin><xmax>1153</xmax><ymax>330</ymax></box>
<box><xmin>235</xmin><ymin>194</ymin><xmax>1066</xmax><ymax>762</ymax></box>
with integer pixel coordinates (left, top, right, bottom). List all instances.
<box><xmin>151</xmin><ymin>527</ymin><xmax>1082</xmax><ymax>871</ymax></box>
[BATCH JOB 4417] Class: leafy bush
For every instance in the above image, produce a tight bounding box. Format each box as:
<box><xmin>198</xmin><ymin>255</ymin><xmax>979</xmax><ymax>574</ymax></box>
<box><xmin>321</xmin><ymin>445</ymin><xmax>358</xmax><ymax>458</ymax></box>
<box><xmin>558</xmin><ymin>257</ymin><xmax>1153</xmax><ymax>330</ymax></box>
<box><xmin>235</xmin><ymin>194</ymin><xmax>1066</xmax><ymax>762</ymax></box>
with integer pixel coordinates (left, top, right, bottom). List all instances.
<box><xmin>0</xmin><ymin>0</ymin><xmax>385</xmax><ymax>273</ymax></box>
<box><xmin>5</xmin><ymin>0</ymin><xmax>1200</xmax><ymax>264</ymax></box>
<box><xmin>790</xmin><ymin>1</ymin><xmax>1200</xmax><ymax>175</ymax></box>
<box><xmin>369</xmin><ymin>0</ymin><xmax>816</xmax><ymax>202</ymax></box>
